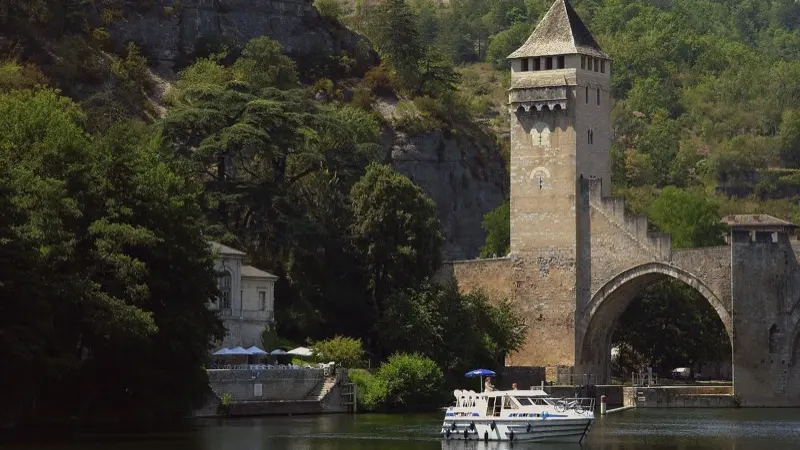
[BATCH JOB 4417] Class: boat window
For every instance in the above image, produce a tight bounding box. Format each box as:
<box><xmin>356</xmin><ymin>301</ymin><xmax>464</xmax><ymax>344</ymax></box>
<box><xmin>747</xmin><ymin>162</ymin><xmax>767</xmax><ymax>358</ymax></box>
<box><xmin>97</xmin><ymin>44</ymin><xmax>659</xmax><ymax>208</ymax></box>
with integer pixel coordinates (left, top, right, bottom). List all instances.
<box><xmin>503</xmin><ymin>396</ymin><xmax>518</xmax><ymax>409</ymax></box>
<box><xmin>516</xmin><ymin>397</ymin><xmax>533</xmax><ymax>405</ymax></box>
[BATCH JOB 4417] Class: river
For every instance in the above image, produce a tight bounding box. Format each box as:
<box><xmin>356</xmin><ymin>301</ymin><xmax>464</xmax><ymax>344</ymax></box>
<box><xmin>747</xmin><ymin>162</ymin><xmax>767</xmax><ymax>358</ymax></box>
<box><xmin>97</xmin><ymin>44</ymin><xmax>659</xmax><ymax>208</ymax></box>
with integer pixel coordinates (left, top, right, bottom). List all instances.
<box><xmin>5</xmin><ymin>409</ymin><xmax>800</xmax><ymax>449</ymax></box>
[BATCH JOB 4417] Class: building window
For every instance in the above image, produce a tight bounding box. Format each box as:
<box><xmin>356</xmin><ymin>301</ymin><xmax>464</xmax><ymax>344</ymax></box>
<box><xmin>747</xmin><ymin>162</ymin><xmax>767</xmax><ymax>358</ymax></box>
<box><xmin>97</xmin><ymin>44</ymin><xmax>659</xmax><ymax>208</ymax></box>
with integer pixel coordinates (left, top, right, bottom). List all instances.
<box><xmin>600</xmin><ymin>60</ymin><xmax>605</xmax><ymax>73</ymax></box>
<box><xmin>587</xmin><ymin>58</ymin><xmax>592</xmax><ymax>71</ymax></box>
<box><xmin>585</xmin><ymin>86</ymin><xmax>588</xmax><ymax>103</ymax></box>
<box><xmin>557</xmin><ymin>55</ymin><xmax>565</xmax><ymax>69</ymax></box>
<box><xmin>594</xmin><ymin>59</ymin><xmax>599</xmax><ymax>72</ymax></box>
<box><xmin>521</xmin><ymin>58</ymin><xmax>529</xmax><ymax>72</ymax></box>
<box><xmin>533</xmin><ymin>58</ymin><xmax>541</xmax><ymax>71</ymax></box>
<box><xmin>597</xmin><ymin>88</ymin><xmax>600</xmax><ymax>105</ymax></box>
<box><xmin>545</xmin><ymin>57</ymin><xmax>553</xmax><ymax>70</ymax></box>
<box><xmin>588</xmin><ymin>129</ymin><xmax>594</xmax><ymax>145</ymax></box>
<box><xmin>581</xmin><ymin>56</ymin><xmax>586</xmax><ymax>69</ymax></box>
<box><xmin>259</xmin><ymin>291</ymin><xmax>266</xmax><ymax>311</ymax></box>
<box><xmin>218</xmin><ymin>271</ymin><xmax>231</xmax><ymax>309</ymax></box>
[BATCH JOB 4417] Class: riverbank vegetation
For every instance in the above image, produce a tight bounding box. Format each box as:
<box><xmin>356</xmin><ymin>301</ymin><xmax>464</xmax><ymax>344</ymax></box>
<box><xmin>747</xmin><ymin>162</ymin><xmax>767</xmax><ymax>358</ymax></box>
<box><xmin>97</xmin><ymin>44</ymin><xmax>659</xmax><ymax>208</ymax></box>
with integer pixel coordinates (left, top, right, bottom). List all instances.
<box><xmin>4</xmin><ymin>0</ymin><xmax>799</xmax><ymax>428</ymax></box>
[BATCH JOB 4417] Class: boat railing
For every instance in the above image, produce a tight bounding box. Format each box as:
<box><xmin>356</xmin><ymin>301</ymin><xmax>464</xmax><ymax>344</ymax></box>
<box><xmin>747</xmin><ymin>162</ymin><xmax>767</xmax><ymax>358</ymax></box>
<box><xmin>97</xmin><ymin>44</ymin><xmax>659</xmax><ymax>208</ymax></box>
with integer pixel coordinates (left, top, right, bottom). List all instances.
<box><xmin>552</xmin><ymin>396</ymin><xmax>595</xmax><ymax>414</ymax></box>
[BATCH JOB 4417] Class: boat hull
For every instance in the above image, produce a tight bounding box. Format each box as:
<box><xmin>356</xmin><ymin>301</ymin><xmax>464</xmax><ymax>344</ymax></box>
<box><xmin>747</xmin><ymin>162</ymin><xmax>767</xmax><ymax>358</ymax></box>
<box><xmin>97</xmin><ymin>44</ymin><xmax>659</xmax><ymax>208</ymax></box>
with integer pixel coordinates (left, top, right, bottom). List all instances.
<box><xmin>441</xmin><ymin>417</ymin><xmax>593</xmax><ymax>443</ymax></box>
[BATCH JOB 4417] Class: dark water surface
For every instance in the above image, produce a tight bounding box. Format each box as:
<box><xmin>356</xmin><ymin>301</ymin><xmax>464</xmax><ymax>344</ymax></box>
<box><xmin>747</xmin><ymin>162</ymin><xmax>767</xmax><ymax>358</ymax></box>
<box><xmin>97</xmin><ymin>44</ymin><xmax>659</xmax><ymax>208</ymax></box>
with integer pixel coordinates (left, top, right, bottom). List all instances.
<box><xmin>5</xmin><ymin>409</ymin><xmax>800</xmax><ymax>450</ymax></box>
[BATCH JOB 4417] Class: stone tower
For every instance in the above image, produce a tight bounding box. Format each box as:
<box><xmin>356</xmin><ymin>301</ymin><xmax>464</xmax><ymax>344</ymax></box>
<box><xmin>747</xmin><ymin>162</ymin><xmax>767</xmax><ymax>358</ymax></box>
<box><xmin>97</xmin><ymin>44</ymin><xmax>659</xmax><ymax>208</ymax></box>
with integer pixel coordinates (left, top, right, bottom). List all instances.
<box><xmin>505</xmin><ymin>0</ymin><xmax>612</xmax><ymax>367</ymax></box>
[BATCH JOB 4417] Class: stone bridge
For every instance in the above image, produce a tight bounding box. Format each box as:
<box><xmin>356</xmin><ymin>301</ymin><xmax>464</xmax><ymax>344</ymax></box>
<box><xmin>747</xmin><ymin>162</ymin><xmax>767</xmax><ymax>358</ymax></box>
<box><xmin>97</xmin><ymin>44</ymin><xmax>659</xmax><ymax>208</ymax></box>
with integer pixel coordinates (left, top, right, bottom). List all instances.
<box><xmin>439</xmin><ymin>0</ymin><xmax>800</xmax><ymax>406</ymax></box>
<box><xmin>439</xmin><ymin>179</ymin><xmax>800</xmax><ymax>407</ymax></box>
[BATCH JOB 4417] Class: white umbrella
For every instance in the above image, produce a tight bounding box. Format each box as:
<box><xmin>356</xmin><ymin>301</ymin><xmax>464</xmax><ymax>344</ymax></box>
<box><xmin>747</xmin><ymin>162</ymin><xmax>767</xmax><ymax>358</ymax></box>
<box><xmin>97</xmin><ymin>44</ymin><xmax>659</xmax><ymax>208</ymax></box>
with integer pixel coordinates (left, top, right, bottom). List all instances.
<box><xmin>270</xmin><ymin>348</ymin><xmax>288</xmax><ymax>355</ymax></box>
<box><xmin>212</xmin><ymin>347</ymin><xmax>233</xmax><ymax>355</ymax></box>
<box><xmin>287</xmin><ymin>347</ymin><xmax>314</xmax><ymax>357</ymax></box>
<box><xmin>229</xmin><ymin>346</ymin><xmax>250</xmax><ymax>355</ymax></box>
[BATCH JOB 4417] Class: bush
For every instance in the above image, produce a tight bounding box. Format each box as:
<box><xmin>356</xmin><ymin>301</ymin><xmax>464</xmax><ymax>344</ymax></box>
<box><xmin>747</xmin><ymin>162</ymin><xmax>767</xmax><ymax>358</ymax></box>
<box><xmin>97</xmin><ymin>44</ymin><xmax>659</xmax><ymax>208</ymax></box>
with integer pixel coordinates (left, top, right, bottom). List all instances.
<box><xmin>348</xmin><ymin>368</ymin><xmax>385</xmax><ymax>411</ymax></box>
<box><xmin>365</xmin><ymin>64</ymin><xmax>395</xmax><ymax>96</ymax></box>
<box><xmin>312</xmin><ymin>336</ymin><xmax>365</xmax><ymax>367</ymax></box>
<box><xmin>374</xmin><ymin>353</ymin><xmax>444</xmax><ymax>411</ymax></box>
<box><xmin>314</xmin><ymin>0</ymin><xmax>342</xmax><ymax>20</ymax></box>
<box><xmin>350</xmin><ymin>87</ymin><xmax>373</xmax><ymax>110</ymax></box>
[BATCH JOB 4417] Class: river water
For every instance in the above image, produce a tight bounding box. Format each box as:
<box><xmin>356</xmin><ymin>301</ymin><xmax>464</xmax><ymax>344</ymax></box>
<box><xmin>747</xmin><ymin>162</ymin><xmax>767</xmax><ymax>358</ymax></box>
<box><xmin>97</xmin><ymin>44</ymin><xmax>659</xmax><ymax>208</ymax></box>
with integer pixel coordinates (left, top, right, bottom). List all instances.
<box><xmin>5</xmin><ymin>409</ymin><xmax>800</xmax><ymax>449</ymax></box>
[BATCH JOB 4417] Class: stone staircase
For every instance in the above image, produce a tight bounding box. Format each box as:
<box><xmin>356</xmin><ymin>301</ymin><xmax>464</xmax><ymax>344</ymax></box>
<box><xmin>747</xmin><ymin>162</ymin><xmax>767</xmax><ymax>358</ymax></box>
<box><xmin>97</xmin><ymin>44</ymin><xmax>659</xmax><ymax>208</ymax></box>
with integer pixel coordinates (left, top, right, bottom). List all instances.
<box><xmin>584</xmin><ymin>177</ymin><xmax>672</xmax><ymax>260</ymax></box>
<box><xmin>304</xmin><ymin>377</ymin><xmax>337</xmax><ymax>401</ymax></box>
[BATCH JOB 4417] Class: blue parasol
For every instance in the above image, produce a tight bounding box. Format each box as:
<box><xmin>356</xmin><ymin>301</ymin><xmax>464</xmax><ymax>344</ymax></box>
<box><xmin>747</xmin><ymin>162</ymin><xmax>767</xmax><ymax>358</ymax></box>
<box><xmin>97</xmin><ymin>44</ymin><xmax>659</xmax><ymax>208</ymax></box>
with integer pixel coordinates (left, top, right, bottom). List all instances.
<box><xmin>465</xmin><ymin>369</ymin><xmax>497</xmax><ymax>392</ymax></box>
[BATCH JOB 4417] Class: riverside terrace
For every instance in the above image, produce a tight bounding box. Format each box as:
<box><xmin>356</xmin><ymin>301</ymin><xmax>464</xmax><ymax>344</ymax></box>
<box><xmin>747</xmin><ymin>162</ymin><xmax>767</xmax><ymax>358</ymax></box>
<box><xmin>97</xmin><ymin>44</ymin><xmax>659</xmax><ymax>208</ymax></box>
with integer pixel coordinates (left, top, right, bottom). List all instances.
<box><xmin>206</xmin><ymin>365</ymin><xmax>348</xmax><ymax>403</ymax></box>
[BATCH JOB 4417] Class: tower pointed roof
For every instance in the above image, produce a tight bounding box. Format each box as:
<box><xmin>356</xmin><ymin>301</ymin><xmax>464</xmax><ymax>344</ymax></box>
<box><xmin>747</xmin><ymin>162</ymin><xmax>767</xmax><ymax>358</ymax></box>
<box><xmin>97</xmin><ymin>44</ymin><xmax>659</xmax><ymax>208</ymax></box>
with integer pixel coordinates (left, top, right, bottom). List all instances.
<box><xmin>508</xmin><ymin>0</ymin><xmax>610</xmax><ymax>59</ymax></box>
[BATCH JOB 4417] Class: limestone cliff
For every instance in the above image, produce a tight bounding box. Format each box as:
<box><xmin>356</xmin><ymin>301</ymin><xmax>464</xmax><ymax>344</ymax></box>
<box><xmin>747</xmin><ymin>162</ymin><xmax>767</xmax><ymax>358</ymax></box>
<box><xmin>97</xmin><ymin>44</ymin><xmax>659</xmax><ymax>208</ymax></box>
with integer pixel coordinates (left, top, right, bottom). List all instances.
<box><xmin>110</xmin><ymin>1</ymin><xmax>507</xmax><ymax>259</ymax></box>
<box><xmin>380</xmin><ymin>107</ymin><xmax>508</xmax><ymax>260</ymax></box>
<box><xmin>108</xmin><ymin>0</ymin><xmax>377</xmax><ymax>74</ymax></box>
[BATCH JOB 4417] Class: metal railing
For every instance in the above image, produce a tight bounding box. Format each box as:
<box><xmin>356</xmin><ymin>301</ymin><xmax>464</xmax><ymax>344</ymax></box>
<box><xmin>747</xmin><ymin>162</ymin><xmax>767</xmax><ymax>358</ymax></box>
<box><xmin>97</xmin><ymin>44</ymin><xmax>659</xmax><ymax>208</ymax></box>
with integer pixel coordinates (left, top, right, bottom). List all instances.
<box><xmin>553</xmin><ymin>396</ymin><xmax>595</xmax><ymax>415</ymax></box>
<box><xmin>554</xmin><ymin>373</ymin><xmax>597</xmax><ymax>386</ymax></box>
<box><xmin>632</xmin><ymin>371</ymin><xmax>659</xmax><ymax>387</ymax></box>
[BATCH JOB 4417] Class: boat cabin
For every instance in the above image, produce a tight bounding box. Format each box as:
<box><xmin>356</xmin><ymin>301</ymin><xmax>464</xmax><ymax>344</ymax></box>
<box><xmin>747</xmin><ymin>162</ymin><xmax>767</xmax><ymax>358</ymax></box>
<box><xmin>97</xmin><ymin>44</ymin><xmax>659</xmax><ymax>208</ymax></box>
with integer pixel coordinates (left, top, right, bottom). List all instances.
<box><xmin>451</xmin><ymin>389</ymin><xmax>559</xmax><ymax>418</ymax></box>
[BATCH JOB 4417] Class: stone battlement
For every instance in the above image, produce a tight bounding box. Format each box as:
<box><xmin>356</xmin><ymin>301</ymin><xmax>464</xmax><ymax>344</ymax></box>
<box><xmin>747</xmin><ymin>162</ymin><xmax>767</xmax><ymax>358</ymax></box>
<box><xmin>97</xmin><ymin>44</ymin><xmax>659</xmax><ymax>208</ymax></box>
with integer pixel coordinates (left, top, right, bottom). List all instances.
<box><xmin>585</xmin><ymin>178</ymin><xmax>671</xmax><ymax>260</ymax></box>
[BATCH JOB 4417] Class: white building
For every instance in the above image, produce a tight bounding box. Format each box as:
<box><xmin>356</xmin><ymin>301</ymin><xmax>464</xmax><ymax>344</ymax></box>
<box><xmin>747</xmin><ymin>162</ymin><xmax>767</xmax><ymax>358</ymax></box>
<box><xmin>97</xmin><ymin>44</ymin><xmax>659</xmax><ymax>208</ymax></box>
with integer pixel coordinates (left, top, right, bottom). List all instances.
<box><xmin>209</xmin><ymin>241</ymin><xmax>277</xmax><ymax>348</ymax></box>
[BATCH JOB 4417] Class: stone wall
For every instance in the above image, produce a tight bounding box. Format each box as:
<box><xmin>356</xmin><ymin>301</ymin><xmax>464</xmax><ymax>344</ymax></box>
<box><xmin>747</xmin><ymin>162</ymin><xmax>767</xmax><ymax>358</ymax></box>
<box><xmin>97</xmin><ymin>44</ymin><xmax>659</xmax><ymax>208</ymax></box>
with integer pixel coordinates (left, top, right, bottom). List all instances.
<box><xmin>499</xmin><ymin>366</ymin><xmax>546</xmax><ymax>390</ymax></box>
<box><xmin>436</xmin><ymin>258</ymin><xmax>513</xmax><ymax>298</ymax></box>
<box><xmin>209</xmin><ymin>368</ymin><xmax>324</xmax><ymax>401</ymax></box>
<box><xmin>623</xmin><ymin>386</ymin><xmax>735</xmax><ymax>408</ymax></box>
<box><xmin>731</xmin><ymin>231</ymin><xmax>800</xmax><ymax>406</ymax></box>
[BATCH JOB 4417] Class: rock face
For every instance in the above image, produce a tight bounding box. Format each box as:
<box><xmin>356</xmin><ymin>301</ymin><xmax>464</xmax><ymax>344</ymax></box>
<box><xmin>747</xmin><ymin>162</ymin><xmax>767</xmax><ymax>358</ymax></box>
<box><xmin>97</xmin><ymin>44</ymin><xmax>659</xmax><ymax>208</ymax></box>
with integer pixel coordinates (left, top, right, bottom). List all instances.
<box><xmin>108</xmin><ymin>0</ymin><xmax>377</xmax><ymax>74</ymax></box>
<box><xmin>385</xmin><ymin>127</ymin><xmax>508</xmax><ymax>260</ymax></box>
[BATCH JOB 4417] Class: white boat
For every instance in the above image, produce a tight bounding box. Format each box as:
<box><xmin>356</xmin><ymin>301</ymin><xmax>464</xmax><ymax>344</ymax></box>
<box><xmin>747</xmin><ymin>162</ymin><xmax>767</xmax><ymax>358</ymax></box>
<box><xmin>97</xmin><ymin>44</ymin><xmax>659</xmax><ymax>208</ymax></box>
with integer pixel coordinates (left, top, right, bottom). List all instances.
<box><xmin>440</xmin><ymin>389</ymin><xmax>595</xmax><ymax>443</ymax></box>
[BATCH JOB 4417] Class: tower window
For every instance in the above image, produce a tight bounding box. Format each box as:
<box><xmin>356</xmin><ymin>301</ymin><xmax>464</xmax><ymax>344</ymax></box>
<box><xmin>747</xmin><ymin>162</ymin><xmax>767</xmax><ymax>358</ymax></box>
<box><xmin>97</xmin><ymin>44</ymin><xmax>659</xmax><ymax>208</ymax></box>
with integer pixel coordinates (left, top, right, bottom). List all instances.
<box><xmin>545</xmin><ymin>57</ymin><xmax>553</xmax><ymax>70</ymax></box>
<box><xmin>594</xmin><ymin>59</ymin><xmax>599</xmax><ymax>72</ymax></box>
<box><xmin>587</xmin><ymin>58</ymin><xmax>592</xmax><ymax>71</ymax></box>
<box><xmin>588</xmin><ymin>129</ymin><xmax>594</xmax><ymax>145</ymax></box>
<box><xmin>585</xmin><ymin>86</ymin><xmax>588</xmax><ymax>103</ymax></box>
<box><xmin>557</xmin><ymin>55</ymin><xmax>565</xmax><ymax>69</ymax></box>
<box><xmin>533</xmin><ymin>58</ymin><xmax>541</xmax><ymax>71</ymax></box>
<box><xmin>581</xmin><ymin>56</ymin><xmax>586</xmax><ymax>69</ymax></box>
<box><xmin>596</xmin><ymin>88</ymin><xmax>600</xmax><ymax>105</ymax></box>
<box><xmin>521</xmin><ymin>58</ymin><xmax>529</xmax><ymax>72</ymax></box>
<box><xmin>600</xmin><ymin>60</ymin><xmax>605</xmax><ymax>73</ymax></box>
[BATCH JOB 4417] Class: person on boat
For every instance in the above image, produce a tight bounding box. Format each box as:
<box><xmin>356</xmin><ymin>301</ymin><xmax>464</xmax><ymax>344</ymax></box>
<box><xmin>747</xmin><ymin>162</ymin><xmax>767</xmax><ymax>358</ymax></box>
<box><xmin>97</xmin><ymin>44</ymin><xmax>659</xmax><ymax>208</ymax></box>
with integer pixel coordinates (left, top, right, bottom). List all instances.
<box><xmin>484</xmin><ymin>377</ymin><xmax>495</xmax><ymax>392</ymax></box>
<box><xmin>512</xmin><ymin>383</ymin><xmax>518</xmax><ymax>390</ymax></box>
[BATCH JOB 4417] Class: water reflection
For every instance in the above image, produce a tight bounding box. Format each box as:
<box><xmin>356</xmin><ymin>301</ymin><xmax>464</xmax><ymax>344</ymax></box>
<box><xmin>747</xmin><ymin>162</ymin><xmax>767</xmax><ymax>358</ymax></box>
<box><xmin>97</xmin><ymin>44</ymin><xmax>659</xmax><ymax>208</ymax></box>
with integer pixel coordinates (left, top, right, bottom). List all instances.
<box><xmin>5</xmin><ymin>409</ymin><xmax>800</xmax><ymax>449</ymax></box>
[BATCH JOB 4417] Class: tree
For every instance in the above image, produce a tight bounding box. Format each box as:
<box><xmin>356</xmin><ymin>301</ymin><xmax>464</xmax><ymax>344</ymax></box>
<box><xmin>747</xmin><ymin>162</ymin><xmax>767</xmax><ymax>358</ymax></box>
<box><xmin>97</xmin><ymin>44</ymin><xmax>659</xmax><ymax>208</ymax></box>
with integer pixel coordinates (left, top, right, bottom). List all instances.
<box><xmin>349</xmin><ymin>163</ymin><xmax>443</xmax><ymax>352</ymax></box>
<box><xmin>485</xmin><ymin>22</ymin><xmax>532</xmax><ymax>70</ymax></box>
<box><xmin>780</xmin><ymin>108</ymin><xmax>800</xmax><ymax>167</ymax></box>
<box><xmin>648</xmin><ymin>186</ymin><xmax>727</xmax><ymax>249</ymax></box>
<box><xmin>0</xmin><ymin>89</ymin><xmax>223</xmax><ymax>426</ymax></box>
<box><xmin>312</xmin><ymin>336</ymin><xmax>365</xmax><ymax>367</ymax></box>
<box><xmin>480</xmin><ymin>199</ymin><xmax>510</xmax><ymax>258</ymax></box>
<box><xmin>365</xmin><ymin>0</ymin><xmax>426</xmax><ymax>89</ymax></box>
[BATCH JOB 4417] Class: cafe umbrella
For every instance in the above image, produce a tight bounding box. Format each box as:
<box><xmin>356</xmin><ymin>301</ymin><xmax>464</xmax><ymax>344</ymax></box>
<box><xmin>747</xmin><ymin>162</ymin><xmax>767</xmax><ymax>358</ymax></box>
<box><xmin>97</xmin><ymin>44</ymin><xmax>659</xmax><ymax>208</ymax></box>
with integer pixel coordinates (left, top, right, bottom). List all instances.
<box><xmin>465</xmin><ymin>368</ymin><xmax>497</xmax><ymax>392</ymax></box>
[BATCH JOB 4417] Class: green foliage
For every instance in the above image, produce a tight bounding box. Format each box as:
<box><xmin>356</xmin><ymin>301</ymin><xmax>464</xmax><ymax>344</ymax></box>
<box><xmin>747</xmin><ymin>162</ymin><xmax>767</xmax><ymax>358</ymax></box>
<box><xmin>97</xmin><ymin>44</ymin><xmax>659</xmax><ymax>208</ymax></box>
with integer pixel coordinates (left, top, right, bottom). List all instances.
<box><xmin>350</xmin><ymin>163</ymin><xmax>444</xmax><ymax>350</ymax></box>
<box><xmin>485</xmin><ymin>22</ymin><xmax>532</xmax><ymax>70</ymax></box>
<box><xmin>479</xmin><ymin>199</ymin><xmax>510</xmax><ymax>258</ymax></box>
<box><xmin>377</xmin><ymin>280</ymin><xmax>527</xmax><ymax>381</ymax></box>
<box><xmin>347</xmin><ymin>369</ymin><xmax>383</xmax><ymax>410</ymax></box>
<box><xmin>0</xmin><ymin>88</ymin><xmax>223</xmax><ymax>426</ymax></box>
<box><xmin>648</xmin><ymin>186</ymin><xmax>728</xmax><ymax>248</ymax></box>
<box><xmin>231</xmin><ymin>36</ymin><xmax>299</xmax><ymax>90</ymax></box>
<box><xmin>312</xmin><ymin>336</ymin><xmax>365</xmax><ymax>367</ymax></box>
<box><xmin>315</xmin><ymin>0</ymin><xmax>342</xmax><ymax>20</ymax></box>
<box><xmin>373</xmin><ymin>353</ymin><xmax>444</xmax><ymax>411</ymax></box>
<box><xmin>612</xmin><ymin>279</ymin><xmax>731</xmax><ymax>377</ymax></box>
<box><xmin>0</xmin><ymin>60</ymin><xmax>49</xmax><ymax>92</ymax></box>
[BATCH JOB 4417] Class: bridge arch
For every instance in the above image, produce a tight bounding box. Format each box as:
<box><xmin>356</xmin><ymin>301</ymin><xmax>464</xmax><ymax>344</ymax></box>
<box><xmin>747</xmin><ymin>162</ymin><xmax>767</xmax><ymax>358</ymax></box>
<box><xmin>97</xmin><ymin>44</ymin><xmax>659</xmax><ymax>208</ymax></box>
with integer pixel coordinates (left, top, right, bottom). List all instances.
<box><xmin>577</xmin><ymin>262</ymin><xmax>733</xmax><ymax>383</ymax></box>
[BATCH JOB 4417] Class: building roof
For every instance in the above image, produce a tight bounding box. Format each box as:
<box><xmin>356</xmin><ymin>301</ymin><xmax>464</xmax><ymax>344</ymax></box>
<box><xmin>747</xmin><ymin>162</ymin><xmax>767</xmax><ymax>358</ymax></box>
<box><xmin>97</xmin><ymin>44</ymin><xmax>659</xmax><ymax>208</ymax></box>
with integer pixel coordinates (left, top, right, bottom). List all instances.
<box><xmin>508</xmin><ymin>0</ymin><xmax>610</xmax><ymax>59</ymax></box>
<box><xmin>241</xmin><ymin>265</ymin><xmax>278</xmax><ymax>279</ymax></box>
<box><xmin>209</xmin><ymin>241</ymin><xmax>247</xmax><ymax>257</ymax></box>
<box><xmin>721</xmin><ymin>214</ymin><xmax>798</xmax><ymax>230</ymax></box>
